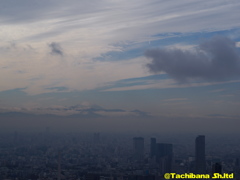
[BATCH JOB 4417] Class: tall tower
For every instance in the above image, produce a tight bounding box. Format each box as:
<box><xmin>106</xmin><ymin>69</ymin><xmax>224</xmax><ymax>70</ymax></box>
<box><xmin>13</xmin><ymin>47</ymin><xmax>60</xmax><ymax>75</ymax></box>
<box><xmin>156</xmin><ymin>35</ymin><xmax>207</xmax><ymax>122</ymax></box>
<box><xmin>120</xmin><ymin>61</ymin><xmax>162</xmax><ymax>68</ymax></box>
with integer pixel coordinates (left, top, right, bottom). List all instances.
<box><xmin>156</xmin><ymin>143</ymin><xmax>173</xmax><ymax>173</ymax></box>
<box><xmin>133</xmin><ymin>137</ymin><xmax>144</xmax><ymax>161</ymax></box>
<box><xmin>195</xmin><ymin>135</ymin><xmax>206</xmax><ymax>173</ymax></box>
<box><xmin>150</xmin><ymin>138</ymin><xmax>156</xmax><ymax>158</ymax></box>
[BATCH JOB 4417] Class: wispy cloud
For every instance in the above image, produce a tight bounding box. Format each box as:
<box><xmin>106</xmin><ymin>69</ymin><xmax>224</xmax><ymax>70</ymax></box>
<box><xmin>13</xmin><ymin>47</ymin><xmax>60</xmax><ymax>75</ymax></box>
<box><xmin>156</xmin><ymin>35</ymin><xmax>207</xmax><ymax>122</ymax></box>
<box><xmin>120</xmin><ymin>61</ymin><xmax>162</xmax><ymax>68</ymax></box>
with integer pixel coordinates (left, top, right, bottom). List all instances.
<box><xmin>0</xmin><ymin>104</ymin><xmax>151</xmax><ymax>117</ymax></box>
<box><xmin>104</xmin><ymin>79</ymin><xmax>240</xmax><ymax>92</ymax></box>
<box><xmin>209</xmin><ymin>89</ymin><xmax>225</xmax><ymax>93</ymax></box>
<box><xmin>0</xmin><ymin>2</ymin><xmax>240</xmax><ymax>94</ymax></box>
<box><xmin>220</xmin><ymin>94</ymin><xmax>234</xmax><ymax>97</ymax></box>
<box><xmin>163</xmin><ymin>98</ymin><xmax>188</xmax><ymax>102</ymax></box>
<box><xmin>207</xmin><ymin>113</ymin><xmax>240</xmax><ymax>119</ymax></box>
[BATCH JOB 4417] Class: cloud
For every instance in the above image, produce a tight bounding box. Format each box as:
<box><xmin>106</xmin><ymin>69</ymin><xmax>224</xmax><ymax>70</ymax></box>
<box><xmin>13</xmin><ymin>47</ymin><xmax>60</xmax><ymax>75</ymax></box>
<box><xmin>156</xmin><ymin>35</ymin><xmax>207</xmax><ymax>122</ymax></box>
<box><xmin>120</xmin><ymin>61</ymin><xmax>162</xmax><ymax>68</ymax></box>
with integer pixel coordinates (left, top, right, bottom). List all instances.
<box><xmin>49</xmin><ymin>42</ymin><xmax>63</xmax><ymax>56</ymax></box>
<box><xmin>145</xmin><ymin>36</ymin><xmax>240</xmax><ymax>83</ymax></box>
<box><xmin>0</xmin><ymin>0</ymin><xmax>55</xmax><ymax>24</ymax></box>
<box><xmin>47</xmin><ymin>86</ymin><xmax>68</xmax><ymax>92</ymax></box>
<box><xmin>163</xmin><ymin>98</ymin><xmax>188</xmax><ymax>102</ymax></box>
<box><xmin>207</xmin><ymin>114</ymin><xmax>240</xmax><ymax>119</ymax></box>
<box><xmin>1</xmin><ymin>1</ymin><xmax>240</xmax><ymax>95</ymax></box>
<box><xmin>0</xmin><ymin>104</ymin><xmax>150</xmax><ymax>117</ymax></box>
<box><xmin>2</xmin><ymin>1</ymin><xmax>240</xmax><ymax>45</ymax></box>
<box><xmin>103</xmin><ymin>79</ymin><xmax>240</xmax><ymax>92</ymax></box>
<box><xmin>209</xmin><ymin>89</ymin><xmax>225</xmax><ymax>93</ymax></box>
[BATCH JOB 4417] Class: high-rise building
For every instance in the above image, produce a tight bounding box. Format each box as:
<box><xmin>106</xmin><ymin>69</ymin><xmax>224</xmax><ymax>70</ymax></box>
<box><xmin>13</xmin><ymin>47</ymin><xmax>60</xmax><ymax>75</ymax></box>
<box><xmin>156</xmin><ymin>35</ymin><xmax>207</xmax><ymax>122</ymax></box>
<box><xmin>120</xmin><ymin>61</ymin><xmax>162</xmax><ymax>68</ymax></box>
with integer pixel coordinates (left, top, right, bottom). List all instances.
<box><xmin>150</xmin><ymin>138</ymin><xmax>156</xmax><ymax>158</ymax></box>
<box><xmin>212</xmin><ymin>162</ymin><xmax>222</xmax><ymax>174</ymax></box>
<box><xmin>195</xmin><ymin>135</ymin><xmax>206</xmax><ymax>173</ymax></box>
<box><xmin>156</xmin><ymin>143</ymin><xmax>173</xmax><ymax>173</ymax></box>
<box><xmin>133</xmin><ymin>137</ymin><xmax>144</xmax><ymax>161</ymax></box>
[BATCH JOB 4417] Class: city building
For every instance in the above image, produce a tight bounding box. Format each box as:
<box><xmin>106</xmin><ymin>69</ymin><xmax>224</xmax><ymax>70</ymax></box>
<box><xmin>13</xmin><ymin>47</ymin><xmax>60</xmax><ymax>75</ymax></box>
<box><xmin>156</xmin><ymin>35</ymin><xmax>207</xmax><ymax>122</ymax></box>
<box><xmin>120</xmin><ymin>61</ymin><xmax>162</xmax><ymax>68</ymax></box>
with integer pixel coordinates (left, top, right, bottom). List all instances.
<box><xmin>156</xmin><ymin>143</ymin><xmax>173</xmax><ymax>174</ymax></box>
<box><xmin>195</xmin><ymin>135</ymin><xmax>206</xmax><ymax>173</ymax></box>
<box><xmin>133</xmin><ymin>137</ymin><xmax>144</xmax><ymax>161</ymax></box>
<box><xmin>212</xmin><ymin>162</ymin><xmax>222</xmax><ymax>174</ymax></box>
<box><xmin>150</xmin><ymin>138</ymin><xmax>156</xmax><ymax>158</ymax></box>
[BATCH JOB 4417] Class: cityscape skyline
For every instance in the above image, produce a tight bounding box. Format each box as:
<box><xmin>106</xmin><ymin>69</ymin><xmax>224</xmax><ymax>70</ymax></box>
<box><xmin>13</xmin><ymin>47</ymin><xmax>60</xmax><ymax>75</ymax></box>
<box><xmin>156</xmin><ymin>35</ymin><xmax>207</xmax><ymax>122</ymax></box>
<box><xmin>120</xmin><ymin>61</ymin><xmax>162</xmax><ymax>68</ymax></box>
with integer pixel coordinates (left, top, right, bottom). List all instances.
<box><xmin>1</xmin><ymin>1</ymin><xmax>240</xmax><ymax>178</ymax></box>
<box><xmin>0</xmin><ymin>131</ymin><xmax>238</xmax><ymax>179</ymax></box>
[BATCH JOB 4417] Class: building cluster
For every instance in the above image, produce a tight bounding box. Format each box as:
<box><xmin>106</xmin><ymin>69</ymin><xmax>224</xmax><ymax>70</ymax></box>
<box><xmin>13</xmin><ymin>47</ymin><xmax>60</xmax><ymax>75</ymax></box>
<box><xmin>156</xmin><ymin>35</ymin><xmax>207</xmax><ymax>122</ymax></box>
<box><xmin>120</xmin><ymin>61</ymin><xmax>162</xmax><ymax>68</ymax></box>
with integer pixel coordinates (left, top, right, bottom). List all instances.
<box><xmin>0</xmin><ymin>132</ymin><xmax>239</xmax><ymax>180</ymax></box>
<box><xmin>133</xmin><ymin>137</ymin><xmax>173</xmax><ymax>174</ymax></box>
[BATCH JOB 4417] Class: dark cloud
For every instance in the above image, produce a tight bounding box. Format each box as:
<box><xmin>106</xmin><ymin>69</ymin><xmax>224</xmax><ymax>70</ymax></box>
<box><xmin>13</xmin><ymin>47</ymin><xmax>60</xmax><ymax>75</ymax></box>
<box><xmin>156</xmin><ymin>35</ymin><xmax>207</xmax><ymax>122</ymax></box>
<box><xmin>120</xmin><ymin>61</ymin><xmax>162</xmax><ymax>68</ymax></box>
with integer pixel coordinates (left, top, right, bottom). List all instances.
<box><xmin>49</xmin><ymin>42</ymin><xmax>63</xmax><ymax>56</ymax></box>
<box><xmin>145</xmin><ymin>36</ymin><xmax>240</xmax><ymax>83</ymax></box>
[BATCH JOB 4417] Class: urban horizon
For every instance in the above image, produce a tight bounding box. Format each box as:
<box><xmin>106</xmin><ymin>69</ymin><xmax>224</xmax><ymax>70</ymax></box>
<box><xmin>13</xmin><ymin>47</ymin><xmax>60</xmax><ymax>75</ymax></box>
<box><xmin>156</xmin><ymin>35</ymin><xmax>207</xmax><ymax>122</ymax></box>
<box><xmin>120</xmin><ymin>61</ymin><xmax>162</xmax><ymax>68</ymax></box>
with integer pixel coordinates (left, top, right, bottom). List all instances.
<box><xmin>0</xmin><ymin>0</ymin><xmax>240</xmax><ymax>179</ymax></box>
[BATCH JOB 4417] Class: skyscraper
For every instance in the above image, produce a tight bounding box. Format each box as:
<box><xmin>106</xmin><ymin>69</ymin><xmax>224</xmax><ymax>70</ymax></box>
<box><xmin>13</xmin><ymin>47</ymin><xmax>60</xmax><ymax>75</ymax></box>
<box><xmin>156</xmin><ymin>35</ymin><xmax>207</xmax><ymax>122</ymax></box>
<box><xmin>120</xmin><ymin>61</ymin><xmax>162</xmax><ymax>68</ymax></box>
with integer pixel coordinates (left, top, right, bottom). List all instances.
<box><xmin>195</xmin><ymin>135</ymin><xmax>206</xmax><ymax>173</ymax></box>
<box><xmin>133</xmin><ymin>137</ymin><xmax>144</xmax><ymax>161</ymax></box>
<box><xmin>156</xmin><ymin>143</ymin><xmax>173</xmax><ymax>173</ymax></box>
<box><xmin>212</xmin><ymin>162</ymin><xmax>222</xmax><ymax>174</ymax></box>
<box><xmin>150</xmin><ymin>137</ymin><xmax>156</xmax><ymax>158</ymax></box>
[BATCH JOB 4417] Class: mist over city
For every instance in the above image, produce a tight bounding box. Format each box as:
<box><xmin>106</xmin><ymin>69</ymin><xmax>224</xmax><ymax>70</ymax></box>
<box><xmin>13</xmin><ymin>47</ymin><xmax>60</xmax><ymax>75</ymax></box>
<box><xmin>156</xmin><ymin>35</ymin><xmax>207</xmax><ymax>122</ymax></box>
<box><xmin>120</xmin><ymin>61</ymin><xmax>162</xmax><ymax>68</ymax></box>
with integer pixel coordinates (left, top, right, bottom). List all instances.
<box><xmin>0</xmin><ymin>0</ymin><xmax>240</xmax><ymax>179</ymax></box>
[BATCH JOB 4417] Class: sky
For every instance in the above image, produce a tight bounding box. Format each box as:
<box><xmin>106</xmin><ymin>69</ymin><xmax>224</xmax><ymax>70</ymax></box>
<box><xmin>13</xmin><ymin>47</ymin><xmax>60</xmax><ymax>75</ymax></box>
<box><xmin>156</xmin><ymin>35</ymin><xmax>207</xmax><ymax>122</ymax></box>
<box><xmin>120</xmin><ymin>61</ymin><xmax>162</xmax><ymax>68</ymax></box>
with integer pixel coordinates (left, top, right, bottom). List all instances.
<box><xmin>0</xmin><ymin>0</ymin><xmax>240</xmax><ymax>133</ymax></box>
